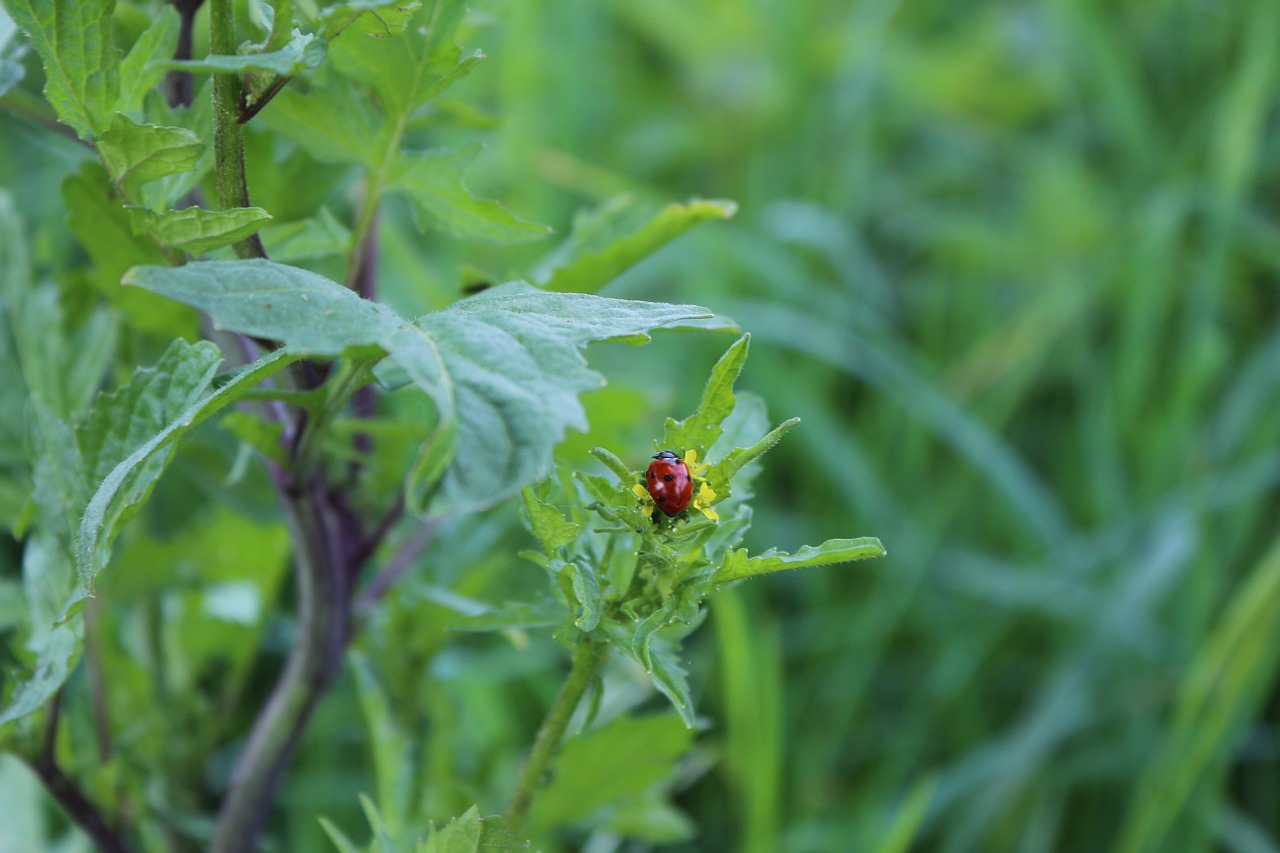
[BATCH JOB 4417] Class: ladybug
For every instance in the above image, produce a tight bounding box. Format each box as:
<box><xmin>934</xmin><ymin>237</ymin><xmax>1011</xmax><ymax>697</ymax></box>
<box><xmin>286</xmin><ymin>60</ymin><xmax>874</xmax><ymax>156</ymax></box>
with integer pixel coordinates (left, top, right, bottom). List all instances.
<box><xmin>645</xmin><ymin>450</ymin><xmax>692</xmax><ymax>517</ymax></box>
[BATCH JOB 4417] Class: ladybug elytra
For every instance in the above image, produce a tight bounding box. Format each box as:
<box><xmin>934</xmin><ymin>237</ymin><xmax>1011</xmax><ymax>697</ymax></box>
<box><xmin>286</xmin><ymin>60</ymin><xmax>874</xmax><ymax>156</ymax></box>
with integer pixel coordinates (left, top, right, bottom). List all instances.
<box><xmin>645</xmin><ymin>449</ymin><xmax>692</xmax><ymax>517</ymax></box>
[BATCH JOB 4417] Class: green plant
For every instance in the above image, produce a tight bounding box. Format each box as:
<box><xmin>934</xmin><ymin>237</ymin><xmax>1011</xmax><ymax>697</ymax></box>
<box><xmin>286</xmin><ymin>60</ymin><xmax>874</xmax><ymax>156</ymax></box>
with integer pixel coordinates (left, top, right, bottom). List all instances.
<box><xmin>0</xmin><ymin>1</ymin><xmax>882</xmax><ymax>851</ymax></box>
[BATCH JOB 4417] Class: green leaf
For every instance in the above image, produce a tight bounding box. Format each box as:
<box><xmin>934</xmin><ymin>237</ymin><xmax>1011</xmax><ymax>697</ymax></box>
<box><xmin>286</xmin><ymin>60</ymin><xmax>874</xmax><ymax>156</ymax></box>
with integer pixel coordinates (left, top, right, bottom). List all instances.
<box><xmin>663</xmin><ymin>334</ymin><xmax>749</xmax><ymax>455</ymax></box>
<box><xmin>259</xmin><ymin>77</ymin><xmax>382</xmax><ymax>167</ymax></box>
<box><xmin>521</xmin><ymin>486</ymin><xmax>580</xmax><ymax>554</ymax></box>
<box><xmin>152</xmin><ymin>29</ymin><xmax>326</xmax><ymax>77</ymax></box>
<box><xmin>96</xmin><ymin>114</ymin><xmax>204</xmax><ymax>200</ymax></box>
<box><xmin>350</xmin><ymin>654</ymin><xmax>412</xmax><ymax>835</ymax></box>
<box><xmin>421</xmin><ymin>807</ymin><xmax>519</xmax><ymax>853</ymax></box>
<box><xmin>116</xmin><ymin>5</ymin><xmax>179</xmax><ymax>115</ymax></box>
<box><xmin>530</xmin><ymin>714</ymin><xmax>693</xmax><ymax>834</ymax></box>
<box><xmin>124</xmin><ymin>261</ymin><xmax>715</xmax><ymax>515</ymax></box>
<box><xmin>325</xmin><ymin>0</ymin><xmax>422</xmax><ymax>39</ymax></box>
<box><xmin>387</xmin><ymin>147</ymin><xmax>551</xmax><ymax>245</ymax></box>
<box><xmin>259</xmin><ymin>207</ymin><xmax>351</xmax><ymax>261</ymax></box>
<box><xmin>538</xmin><ymin>197</ymin><xmax>738</xmax><ymax>294</ymax></box>
<box><xmin>712</xmin><ymin>537</ymin><xmax>887</xmax><ymax>585</ymax></box>
<box><xmin>562</xmin><ymin>561</ymin><xmax>601</xmax><ymax>632</ymax></box>
<box><xmin>587</xmin><ymin>446</ymin><xmax>633</xmax><ymax>483</ymax></box>
<box><xmin>62</xmin><ymin>163</ymin><xmax>195</xmax><ymax>336</ymax></box>
<box><xmin>1</xmin><ymin>0</ymin><xmax>119</xmax><ymax>138</ymax></box>
<box><xmin>127</xmin><ymin>205</ymin><xmax>273</xmax><ymax>255</ymax></box>
<box><xmin>328</xmin><ymin>0</ymin><xmax>468</xmax><ymax>117</ymax></box>
<box><xmin>704</xmin><ymin>417</ymin><xmax>800</xmax><ymax>503</ymax></box>
<box><xmin>72</xmin><ymin>347</ymin><xmax>299</xmax><ymax>618</ymax></box>
<box><xmin>318</xmin><ymin>818</ymin><xmax>362</xmax><ymax>853</ymax></box>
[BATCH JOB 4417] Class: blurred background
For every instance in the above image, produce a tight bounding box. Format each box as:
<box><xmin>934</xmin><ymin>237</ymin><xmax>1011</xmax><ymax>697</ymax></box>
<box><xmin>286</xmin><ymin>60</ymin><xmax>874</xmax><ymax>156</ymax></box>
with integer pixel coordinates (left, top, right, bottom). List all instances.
<box><xmin>3</xmin><ymin>0</ymin><xmax>1280</xmax><ymax>851</ymax></box>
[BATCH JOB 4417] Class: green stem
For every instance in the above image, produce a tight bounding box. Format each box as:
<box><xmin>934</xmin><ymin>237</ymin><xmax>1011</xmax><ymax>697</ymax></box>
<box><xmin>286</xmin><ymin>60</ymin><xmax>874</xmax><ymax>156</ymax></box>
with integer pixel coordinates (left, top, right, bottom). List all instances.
<box><xmin>210</xmin><ymin>0</ymin><xmax>265</xmax><ymax>260</ymax></box>
<box><xmin>506</xmin><ymin>637</ymin><xmax>610</xmax><ymax>839</ymax></box>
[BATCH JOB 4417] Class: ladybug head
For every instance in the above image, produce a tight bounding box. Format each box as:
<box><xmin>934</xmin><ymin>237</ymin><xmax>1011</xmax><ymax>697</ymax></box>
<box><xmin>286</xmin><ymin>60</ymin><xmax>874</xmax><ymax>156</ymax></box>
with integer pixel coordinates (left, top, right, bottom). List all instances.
<box><xmin>652</xmin><ymin>450</ymin><xmax>680</xmax><ymax>462</ymax></box>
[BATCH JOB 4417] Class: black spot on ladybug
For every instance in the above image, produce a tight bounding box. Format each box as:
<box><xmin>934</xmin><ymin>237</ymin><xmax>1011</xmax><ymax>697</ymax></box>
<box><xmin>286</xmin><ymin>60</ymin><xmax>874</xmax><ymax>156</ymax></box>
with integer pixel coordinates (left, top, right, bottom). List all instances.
<box><xmin>664</xmin><ymin>474</ymin><xmax>674</xmax><ymax>482</ymax></box>
<box><xmin>656</xmin><ymin>495</ymin><xmax>666</xmax><ymax>502</ymax></box>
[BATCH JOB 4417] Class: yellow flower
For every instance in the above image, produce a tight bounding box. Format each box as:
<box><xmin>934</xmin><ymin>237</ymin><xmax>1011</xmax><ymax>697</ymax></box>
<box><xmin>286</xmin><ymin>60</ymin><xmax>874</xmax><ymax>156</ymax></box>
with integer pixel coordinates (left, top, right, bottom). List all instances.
<box><xmin>683</xmin><ymin>449</ymin><xmax>719</xmax><ymax>521</ymax></box>
<box><xmin>632</xmin><ymin>482</ymin><xmax>655</xmax><ymax>520</ymax></box>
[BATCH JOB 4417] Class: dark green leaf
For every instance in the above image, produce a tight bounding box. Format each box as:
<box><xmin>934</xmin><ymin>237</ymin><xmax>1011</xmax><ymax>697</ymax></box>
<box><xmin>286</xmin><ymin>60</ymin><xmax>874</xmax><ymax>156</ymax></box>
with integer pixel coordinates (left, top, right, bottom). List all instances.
<box><xmin>387</xmin><ymin>147</ymin><xmax>551</xmax><ymax>245</ymax></box>
<box><xmin>127</xmin><ymin>205</ymin><xmax>272</xmax><ymax>255</ymax></box>
<box><xmin>713</xmin><ymin>537</ymin><xmax>887</xmax><ymax>585</ymax></box>
<box><xmin>538</xmin><ymin>197</ymin><xmax>737</xmax><ymax>294</ymax></box>
<box><xmin>1</xmin><ymin>0</ymin><xmax>119</xmax><ymax>138</ymax></box>
<box><xmin>96</xmin><ymin>114</ymin><xmax>204</xmax><ymax>201</ymax></box>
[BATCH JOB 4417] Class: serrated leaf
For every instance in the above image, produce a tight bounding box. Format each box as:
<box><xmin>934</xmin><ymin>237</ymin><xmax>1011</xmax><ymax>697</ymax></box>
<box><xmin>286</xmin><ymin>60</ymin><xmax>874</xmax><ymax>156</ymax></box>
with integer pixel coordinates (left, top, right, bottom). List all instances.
<box><xmin>704</xmin><ymin>417</ymin><xmax>800</xmax><ymax>503</ymax></box>
<box><xmin>422</xmin><ymin>807</ymin><xmax>519</xmax><ymax>853</ymax></box>
<box><xmin>127</xmin><ymin>205</ymin><xmax>272</xmax><ymax>255</ymax></box>
<box><xmin>530</xmin><ymin>714</ymin><xmax>693</xmax><ymax>833</ymax></box>
<box><xmin>563</xmin><ymin>561</ymin><xmax>601</xmax><ymax>631</ymax></box>
<box><xmin>72</xmin><ymin>347</ymin><xmax>299</xmax><ymax>618</ymax></box>
<box><xmin>116</xmin><ymin>6</ymin><xmax>178</xmax><ymax>114</ymax></box>
<box><xmin>387</xmin><ymin>147</ymin><xmax>550</xmax><ymax>245</ymax></box>
<box><xmin>713</xmin><ymin>537</ymin><xmax>886</xmax><ymax>585</ymax></box>
<box><xmin>96</xmin><ymin>114</ymin><xmax>203</xmax><ymax>200</ymax></box>
<box><xmin>152</xmin><ymin>28</ymin><xmax>326</xmax><ymax>77</ymax></box>
<box><xmin>124</xmin><ymin>261</ymin><xmax>715</xmax><ymax>516</ymax></box>
<box><xmin>521</xmin><ymin>487</ymin><xmax>580</xmax><ymax>554</ymax></box>
<box><xmin>539</xmin><ymin>198</ymin><xmax>738</xmax><ymax>294</ymax></box>
<box><xmin>663</xmin><ymin>334</ymin><xmax>748</xmax><ymax>455</ymax></box>
<box><xmin>1</xmin><ymin>0</ymin><xmax>119</xmax><ymax>138</ymax></box>
<box><xmin>647</xmin><ymin>635</ymin><xmax>697</xmax><ymax>727</ymax></box>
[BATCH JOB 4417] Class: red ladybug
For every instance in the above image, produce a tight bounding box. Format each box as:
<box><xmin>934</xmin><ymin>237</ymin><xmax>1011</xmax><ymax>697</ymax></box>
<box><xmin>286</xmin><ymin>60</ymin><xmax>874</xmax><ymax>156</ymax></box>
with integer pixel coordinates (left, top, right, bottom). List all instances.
<box><xmin>645</xmin><ymin>450</ymin><xmax>692</xmax><ymax>517</ymax></box>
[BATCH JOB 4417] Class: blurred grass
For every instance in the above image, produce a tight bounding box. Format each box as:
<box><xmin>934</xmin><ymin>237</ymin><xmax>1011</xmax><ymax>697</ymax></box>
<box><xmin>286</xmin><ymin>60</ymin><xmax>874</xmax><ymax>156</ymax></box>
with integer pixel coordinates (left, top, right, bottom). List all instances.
<box><xmin>450</xmin><ymin>0</ymin><xmax>1280</xmax><ymax>850</ymax></box>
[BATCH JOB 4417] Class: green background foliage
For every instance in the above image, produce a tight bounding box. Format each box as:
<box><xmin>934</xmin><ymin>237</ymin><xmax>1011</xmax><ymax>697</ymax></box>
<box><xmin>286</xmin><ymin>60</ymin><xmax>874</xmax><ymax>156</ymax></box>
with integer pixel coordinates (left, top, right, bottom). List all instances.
<box><xmin>1</xmin><ymin>0</ymin><xmax>1279</xmax><ymax>851</ymax></box>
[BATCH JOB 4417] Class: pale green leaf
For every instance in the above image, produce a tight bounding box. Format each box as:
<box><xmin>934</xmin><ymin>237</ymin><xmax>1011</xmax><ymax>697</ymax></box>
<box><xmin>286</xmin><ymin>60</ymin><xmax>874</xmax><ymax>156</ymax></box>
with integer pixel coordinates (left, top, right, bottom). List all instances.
<box><xmin>421</xmin><ymin>806</ymin><xmax>517</xmax><ymax>853</ymax></box>
<box><xmin>704</xmin><ymin>417</ymin><xmax>800</xmax><ymax>503</ymax></box>
<box><xmin>663</xmin><ymin>334</ymin><xmax>749</xmax><ymax>455</ymax></box>
<box><xmin>321</xmin><ymin>0</ymin><xmax>422</xmax><ymax>40</ymax></box>
<box><xmin>350</xmin><ymin>654</ymin><xmax>412</xmax><ymax>835</ymax></box>
<box><xmin>152</xmin><ymin>29</ymin><xmax>326</xmax><ymax>77</ymax></box>
<box><xmin>116</xmin><ymin>5</ymin><xmax>178</xmax><ymax>114</ymax></box>
<box><xmin>124</xmin><ymin>262</ymin><xmax>715</xmax><ymax>515</ymax></box>
<box><xmin>259</xmin><ymin>207</ymin><xmax>351</xmax><ymax>261</ymax></box>
<box><xmin>0</xmin><ymin>612</ymin><xmax>81</xmax><ymax>729</ymax></box>
<box><xmin>538</xmin><ymin>197</ymin><xmax>738</xmax><ymax>294</ymax></box>
<box><xmin>1</xmin><ymin>0</ymin><xmax>119</xmax><ymax>137</ymax></box>
<box><xmin>127</xmin><ymin>205</ymin><xmax>273</xmax><ymax>255</ymax></box>
<box><xmin>712</xmin><ymin>537</ymin><xmax>887</xmax><ymax>585</ymax></box>
<box><xmin>387</xmin><ymin>147</ymin><xmax>551</xmax><ymax>245</ymax></box>
<box><xmin>563</xmin><ymin>561</ymin><xmax>600</xmax><ymax>631</ymax></box>
<box><xmin>71</xmin><ymin>347</ymin><xmax>299</xmax><ymax>618</ymax></box>
<box><xmin>97</xmin><ymin>113</ymin><xmax>203</xmax><ymax>200</ymax></box>
<box><xmin>319</xmin><ymin>818</ymin><xmax>362</xmax><ymax>853</ymax></box>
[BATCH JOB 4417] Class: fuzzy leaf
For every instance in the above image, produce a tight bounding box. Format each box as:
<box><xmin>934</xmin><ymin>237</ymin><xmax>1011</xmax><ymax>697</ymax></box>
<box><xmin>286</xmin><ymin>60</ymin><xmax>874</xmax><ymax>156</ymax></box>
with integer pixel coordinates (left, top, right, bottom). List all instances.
<box><xmin>127</xmin><ymin>205</ymin><xmax>272</xmax><ymax>255</ymax></box>
<box><xmin>713</xmin><ymin>537</ymin><xmax>886</xmax><ymax>585</ymax></box>
<box><xmin>704</xmin><ymin>417</ymin><xmax>800</xmax><ymax>503</ymax></box>
<box><xmin>663</xmin><ymin>334</ymin><xmax>749</xmax><ymax>455</ymax></box>
<box><xmin>97</xmin><ymin>114</ymin><xmax>204</xmax><ymax>200</ymax></box>
<box><xmin>72</xmin><ymin>347</ymin><xmax>299</xmax><ymax>618</ymax></box>
<box><xmin>539</xmin><ymin>197</ymin><xmax>737</xmax><ymax>294</ymax></box>
<box><xmin>1</xmin><ymin>0</ymin><xmax>119</xmax><ymax>138</ymax></box>
<box><xmin>387</xmin><ymin>147</ymin><xmax>551</xmax><ymax>245</ymax></box>
<box><xmin>124</xmin><ymin>262</ymin><xmax>715</xmax><ymax>515</ymax></box>
<box><xmin>116</xmin><ymin>6</ymin><xmax>178</xmax><ymax>114</ymax></box>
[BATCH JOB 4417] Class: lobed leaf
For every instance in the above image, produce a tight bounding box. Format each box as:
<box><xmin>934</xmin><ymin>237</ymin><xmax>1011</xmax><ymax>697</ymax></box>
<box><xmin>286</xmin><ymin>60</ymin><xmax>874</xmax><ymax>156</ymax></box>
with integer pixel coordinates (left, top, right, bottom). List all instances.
<box><xmin>704</xmin><ymin>417</ymin><xmax>800</xmax><ymax>503</ymax></box>
<box><xmin>387</xmin><ymin>147</ymin><xmax>551</xmax><ymax>245</ymax></box>
<box><xmin>539</xmin><ymin>198</ymin><xmax>738</xmax><ymax>294</ymax></box>
<box><xmin>662</xmin><ymin>334</ymin><xmax>749</xmax><ymax>455</ymax></box>
<box><xmin>127</xmin><ymin>205</ymin><xmax>273</xmax><ymax>255</ymax></box>
<box><xmin>96</xmin><ymin>114</ymin><xmax>204</xmax><ymax>200</ymax></box>
<box><xmin>521</xmin><ymin>487</ymin><xmax>580</xmax><ymax>554</ymax></box>
<box><xmin>1</xmin><ymin>0</ymin><xmax>119</xmax><ymax>138</ymax></box>
<box><xmin>712</xmin><ymin>537</ymin><xmax>886</xmax><ymax>585</ymax></box>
